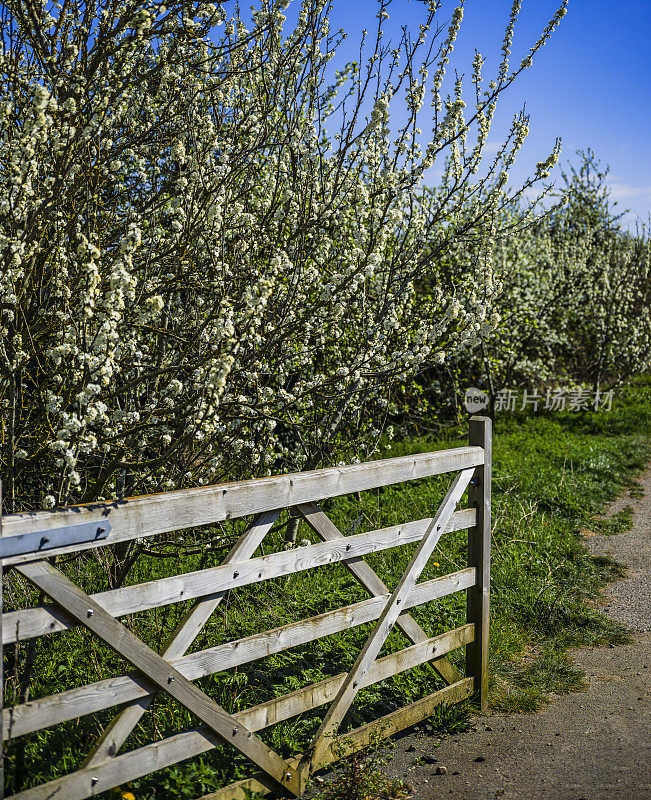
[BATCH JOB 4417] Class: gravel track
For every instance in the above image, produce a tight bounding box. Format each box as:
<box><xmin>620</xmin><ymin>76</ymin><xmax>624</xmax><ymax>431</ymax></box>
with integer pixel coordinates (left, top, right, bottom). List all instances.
<box><xmin>377</xmin><ymin>466</ymin><xmax>651</xmax><ymax>800</ymax></box>
<box><xmin>582</xmin><ymin>470</ymin><xmax>651</xmax><ymax>632</ymax></box>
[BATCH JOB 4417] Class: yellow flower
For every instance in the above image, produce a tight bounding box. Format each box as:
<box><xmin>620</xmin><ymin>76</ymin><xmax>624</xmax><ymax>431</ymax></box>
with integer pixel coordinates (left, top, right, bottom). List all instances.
<box><xmin>121</xmin><ymin>793</ymin><xmax>136</xmax><ymax>800</ymax></box>
<box><xmin>432</xmin><ymin>562</ymin><xmax>440</xmax><ymax>567</ymax></box>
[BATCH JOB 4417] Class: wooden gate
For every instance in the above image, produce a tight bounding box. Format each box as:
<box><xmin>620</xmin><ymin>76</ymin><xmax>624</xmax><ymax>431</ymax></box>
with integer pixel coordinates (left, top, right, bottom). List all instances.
<box><xmin>0</xmin><ymin>417</ymin><xmax>491</xmax><ymax>799</ymax></box>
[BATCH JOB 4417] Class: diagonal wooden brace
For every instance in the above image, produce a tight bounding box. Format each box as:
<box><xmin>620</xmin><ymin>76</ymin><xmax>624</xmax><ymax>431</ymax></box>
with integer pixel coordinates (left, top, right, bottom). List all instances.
<box><xmin>16</xmin><ymin>559</ymin><xmax>302</xmax><ymax>797</ymax></box>
<box><xmin>296</xmin><ymin>502</ymin><xmax>463</xmax><ymax>686</ymax></box>
<box><xmin>304</xmin><ymin>467</ymin><xmax>474</xmax><ymax>773</ymax></box>
<box><xmin>83</xmin><ymin>510</ymin><xmax>280</xmax><ymax>768</ymax></box>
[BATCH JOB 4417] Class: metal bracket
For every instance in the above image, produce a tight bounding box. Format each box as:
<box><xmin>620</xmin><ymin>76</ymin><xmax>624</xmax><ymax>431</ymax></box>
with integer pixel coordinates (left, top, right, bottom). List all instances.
<box><xmin>0</xmin><ymin>520</ymin><xmax>111</xmax><ymax>560</ymax></box>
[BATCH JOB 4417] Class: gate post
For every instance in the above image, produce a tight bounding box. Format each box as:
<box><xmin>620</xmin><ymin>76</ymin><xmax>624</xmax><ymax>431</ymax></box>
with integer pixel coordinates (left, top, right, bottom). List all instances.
<box><xmin>466</xmin><ymin>416</ymin><xmax>492</xmax><ymax>711</ymax></box>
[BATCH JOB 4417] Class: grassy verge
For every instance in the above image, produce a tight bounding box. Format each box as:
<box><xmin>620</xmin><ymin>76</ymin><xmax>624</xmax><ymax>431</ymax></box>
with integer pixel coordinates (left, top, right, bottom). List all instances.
<box><xmin>4</xmin><ymin>381</ymin><xmax>649</xmax><ymax>798</ymax></box>
<box><xmin>387</xmin><ymin>378</ymin><xmax>650</xmax><ymax>713</ymax></box>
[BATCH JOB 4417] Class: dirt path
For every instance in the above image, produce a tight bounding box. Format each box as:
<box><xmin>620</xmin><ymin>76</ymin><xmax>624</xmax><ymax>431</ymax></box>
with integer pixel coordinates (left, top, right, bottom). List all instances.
<box><xmin>381</xmin><ymin>467</ymin><xmax>651</xmax><ymax>800</ymax></box>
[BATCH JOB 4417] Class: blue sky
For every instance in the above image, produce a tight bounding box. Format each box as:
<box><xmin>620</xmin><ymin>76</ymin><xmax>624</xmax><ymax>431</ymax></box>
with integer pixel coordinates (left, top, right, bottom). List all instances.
<box><xmin>325</xmin><ymin>0</ymin><xmax>651</xmax><ymax>228</ymax></box>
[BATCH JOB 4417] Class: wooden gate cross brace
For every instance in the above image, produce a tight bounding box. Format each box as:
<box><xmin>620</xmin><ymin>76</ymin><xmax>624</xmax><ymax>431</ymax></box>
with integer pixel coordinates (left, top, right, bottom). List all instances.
<box><xmin>295</xmin><ymin>505</ymin><xmax>463</xmax><ymax>686</ymax></box>
<box><xmin>83</xmin><ymin>510</ymin><xmax>280</xmax><ymax>768</ymax></box>
<box><xmin>16</xmin><ymin>552</ymin><xmax>303</xmax><ymax>797</ymax></box>
<box><xmin>303</xmin><ymin>467</ymin><xmax>474</xmax><ymax>773</ymax></box>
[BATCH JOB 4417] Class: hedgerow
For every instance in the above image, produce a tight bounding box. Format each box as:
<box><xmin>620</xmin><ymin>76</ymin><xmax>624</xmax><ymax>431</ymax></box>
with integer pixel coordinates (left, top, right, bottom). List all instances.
<box><xmin>1</xmin><ymin>0</ymin><xmax>567</xmax><ymax>514</ymax></box>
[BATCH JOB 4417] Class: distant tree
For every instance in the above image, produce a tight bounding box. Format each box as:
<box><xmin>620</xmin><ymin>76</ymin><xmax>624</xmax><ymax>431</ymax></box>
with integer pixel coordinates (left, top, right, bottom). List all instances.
<box><xmin>451</xmin><ymin>150</ymin><xmax>650</xmax><ymax>394</ymax></box>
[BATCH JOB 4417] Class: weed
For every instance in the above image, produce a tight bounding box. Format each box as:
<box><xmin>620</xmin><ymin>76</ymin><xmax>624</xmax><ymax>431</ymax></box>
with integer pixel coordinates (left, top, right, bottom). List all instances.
<box><xmin>308</xmin><ymin>733</ymin><xmax>410</xmax><ymax>800</ymax></box>
<box><xmin>489</xmin><ymin>646</ymin><xmax>586</xmax><ymax>712</ymax></box>
<box><xmin>628</xmin><ymin>481</ymin><xmax>644</xmax><ymax>500</ymax></box>
<box><xmin>590</xmin><ymin>506</ymin><xmax>634</xmax><ymax>536</ymax></box>
<box><xmin>419</xmin><ymin>700</ymin><xmax>472</xmax><ymax>735</ymax></box>
<box><xmin>490</xmin><ymin>680</ymin><xmax>548</xmax><ymax>713</ymax></box>
<box><xmin>590</xmin><ymin>554</ymin><xmax>627</xmax><ymax>583</ymax></box>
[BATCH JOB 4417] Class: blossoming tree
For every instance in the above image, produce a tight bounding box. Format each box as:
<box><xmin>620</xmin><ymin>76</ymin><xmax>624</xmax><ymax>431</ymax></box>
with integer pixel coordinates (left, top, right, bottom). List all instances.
<box><xmin>1</xmin><ymin>0</ymin><xmax>567</xmax><ymax>519</ymax></box>
<box><xmin>467</xmin><ymin>151</ymin><xmax>650</xmax><ymax>392</ymax></box>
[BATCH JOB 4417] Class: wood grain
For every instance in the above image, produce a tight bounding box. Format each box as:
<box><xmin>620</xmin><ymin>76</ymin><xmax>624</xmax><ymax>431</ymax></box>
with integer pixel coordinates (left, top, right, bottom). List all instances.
<box><xmin>307</xmin><ymin>468</ymin><xmax>473</xmax><ymax>770</ymax></box>
<box><xmin>0</xmin><ymin>483</ymin><xmax>4</xmax><ymax>800</ymax></box>
<box><xmin>297</xmin><ymin>501</ymin><xmax>463</xmax><ymax>686</ymax></box>
<box><xmin>1</xmin><ymin>448</ymin><xmax>483</xmax><ymax>564</ymax></box>
<box><xmin>4</xmin><ymin>569</ymin><xmax>475</xmax><ymax>739</ymax></box>
<box><xmin>6</xmin><ymin>628</ymin><xmax>473</xmax><ymax>800</ymax></box>
<box><xmin>84</xmin><ymin>510</ymin><xmax>279</xmax><ymax>768</ymax></box>
<box><xmin>2</xmin><ymin>443</ymin><xmax>488</xmax><ymax>800</ymax></box>
<box><xmin>3</xmin><ymin>509</ymin><xmax>475</xmax><ymax>644</ymax></box>
<box><xmin>466</xmin><ymin>416</ymin><xmax>492</xmax><ymax>711</ymax></box>
<box><xmin>202</xmin><ymin>677</ymin><xmax>475</xmax><ymax>800</ymax></box>
<box><xmin>15</xmin><ymin>560</ymin><xmax>301</xmax><ymax>796</ymax></box>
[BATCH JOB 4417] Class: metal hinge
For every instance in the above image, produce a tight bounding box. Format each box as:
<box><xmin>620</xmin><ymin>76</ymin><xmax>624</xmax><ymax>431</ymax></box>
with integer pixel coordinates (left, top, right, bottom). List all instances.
<box><xmin>0</xmin><ymin>520</ymin><xmax>111</xmax><ymax>560</ymax></box>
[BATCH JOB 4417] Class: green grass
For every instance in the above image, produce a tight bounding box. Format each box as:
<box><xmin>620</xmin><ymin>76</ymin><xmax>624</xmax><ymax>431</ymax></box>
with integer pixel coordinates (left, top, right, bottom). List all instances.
<box><xmin>387</xmin><ymin>377</ymin><xmax>650</xmax><ymax>713</ymax></box>
<box><xmin>4</xmin><ymin>379</ymin><xmax>650</xmax><ymax>798</ymax></box>
<box><xmin>589</xmin><ymin>506</ymin><xmax>634</xmax><ymax>536</ymax></box>
<box><xmin>306</xmin><ymin>732</ymin><xmax>411</xmax><ymax>800</ymax></box>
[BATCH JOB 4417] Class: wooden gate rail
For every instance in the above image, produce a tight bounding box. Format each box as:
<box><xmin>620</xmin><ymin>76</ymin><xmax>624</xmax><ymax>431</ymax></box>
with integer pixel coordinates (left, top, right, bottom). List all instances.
<box><xmin>1</xmin><ymin>416</ymin><xmax>491</xmax><ymax>800</ymax></box>
<box><xmin>3</xmin><ymin>509</ymin><xmax>477</xmax><ymax>645</ymax></box>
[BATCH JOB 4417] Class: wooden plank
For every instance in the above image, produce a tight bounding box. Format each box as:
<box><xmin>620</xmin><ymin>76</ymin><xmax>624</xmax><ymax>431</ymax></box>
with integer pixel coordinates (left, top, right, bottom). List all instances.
<box><xmin>3</xmin><ymin>509</ymin><xmax>475</xmax><ymax>644</ymax></box>
<box><xmin>466</xmin><ymin>416</ymin><xmax>492</xmax><ymax>711</ymax></box>
<box><xmin>202</xmin><ymin>678</ymin><xmax>475</xmax><ymax>800</ymax></box>
<box><xmin>4</xmin><ymin>570</ymin><xmax>476</xmax><ymax>740</ymax></box>
<box><xmin>84</xmin><ymin>510</ymin><xmax>279</xmax><ymax>768</ymax></box>
<box><xmin>306</xmin><ymin>468</ymin><xmax>473</xmax><ymax>772</ymax></box>
<box><xmin>15</xmin><ymin>560</ymin><xmax>302</xmax><ymax>797</ymax></box>
<box><xmin>238</xmin><ymin>624</ymin><xmax>474</xmax><ymax>732</ymax></box>
<box><xmin>6</xmin><ymin>628</ymin><xmax>473</xmax><ymax>800</ymax></box>
<box><xmin>312</xmin><ymin>677</ymin><xmax>474</xmax><ymax>768</ymax></box>
<box><xmin>297</xmin><ymin>502</ymin><xmax>463</xmax><ymax>686</ymax></box>
<box><xmin>1</xmin><ymin>448</ymin><xmax>484</xmax><ymax>564</ymax></box>
<box><xmin>7</xmin><ymin>727</ymin><xmax>225</xmax><ymax>800</ymax></box>
<box><xmin>198</xmin><ymin>772</ymin><xmax>281</xmax><ymax>800</ymax></box>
